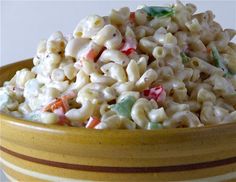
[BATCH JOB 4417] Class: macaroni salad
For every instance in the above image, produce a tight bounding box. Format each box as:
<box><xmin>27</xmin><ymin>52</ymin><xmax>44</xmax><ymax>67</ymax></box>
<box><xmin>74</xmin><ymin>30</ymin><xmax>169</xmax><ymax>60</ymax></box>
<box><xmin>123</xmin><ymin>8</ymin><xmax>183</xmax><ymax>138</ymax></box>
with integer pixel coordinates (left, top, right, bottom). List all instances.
<box><xmin>1</xmin><ymin>1</ymin><xmax>236</xmax><ymax>129</ymax></box>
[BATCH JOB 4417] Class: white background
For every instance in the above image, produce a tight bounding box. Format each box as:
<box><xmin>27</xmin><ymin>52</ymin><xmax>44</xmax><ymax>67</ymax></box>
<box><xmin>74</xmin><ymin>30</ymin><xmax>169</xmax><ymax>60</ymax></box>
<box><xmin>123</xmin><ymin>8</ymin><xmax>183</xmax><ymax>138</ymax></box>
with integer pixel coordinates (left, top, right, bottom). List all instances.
<box><xmin>0</xmin><ymin>0</ymin><xmax>236</xmax><ymax>181</ymax></box>
<box><xmin>1</xmin><ymin>0</ymin><xmax>236</xmax><ymax>67</ymax></box>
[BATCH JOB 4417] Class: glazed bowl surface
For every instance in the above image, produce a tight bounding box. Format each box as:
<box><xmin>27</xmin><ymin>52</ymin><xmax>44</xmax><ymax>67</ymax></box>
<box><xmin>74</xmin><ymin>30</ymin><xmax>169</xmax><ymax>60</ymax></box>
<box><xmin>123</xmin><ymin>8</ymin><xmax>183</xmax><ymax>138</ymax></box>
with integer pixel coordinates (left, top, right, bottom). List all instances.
<box><xmin>0</xmin><ymin>59</ymin><xmax>236</xmax><ymax>181</ymax></box>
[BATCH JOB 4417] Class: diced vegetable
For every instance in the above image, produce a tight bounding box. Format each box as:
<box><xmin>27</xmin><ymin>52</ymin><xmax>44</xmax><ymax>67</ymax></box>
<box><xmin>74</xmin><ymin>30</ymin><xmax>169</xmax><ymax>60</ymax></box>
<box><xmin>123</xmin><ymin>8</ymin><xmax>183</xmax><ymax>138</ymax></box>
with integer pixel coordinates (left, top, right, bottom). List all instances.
<box><xmin>53</xmin><ymin>107</ymin><xmax>71</xmax><ymax>126</ymax></box>
<box><xmin>111</xmin><ymin>96</ymin><xmax>136</xmax><ymax>119</ymax></box>
<box><xmin>211</xmin><ymin>46</ymin><xmax>233</xmax><ymax>76</ymax></box>
<box><xmin>212</xmin><ymin>46</ymin><xmax>228</xmax><ymax>71</ymax></box>
<box><xmin>43</xmin><ymin>99</ymin><xmax>66</xmax><ymax>112</ymax></box>
<box><xmin>206</xmin><ymin>47</ymin><xmax>212</xmax><ymax>54</ymax></box>
<box><xmin>180</xmin><ymin>52</ymin><xmax>190</xmax><ymax>63</ymax></box>
<box><xmin>43</xmin><ymin>91</ymin><xmax>76</xmax><ymax>113</ymax></box>
<box><xmin>52</xmin><ymin>100</ymin><xmax>66</xmax><ymax>112</ymax></box>
<box><xmin>58</xmin><ymin>116</ymin><xmax>71</xmax><ymax>126</ymax></box>
<box><xmin>86</xmin><ymin>117</ymin><xmax>101</xmax><ymax>128</ymax></box>
<box><xmin>120</xmin><ymin>37</ymin><xmax>137</xmax><ymax>55</ymax></box>
<box><xmin>86</xmin><ymin>49</ymin><xmax>97</xmax><ymax>60</ymax></box>
<box><xmin>142</xmin><ymin>6</ymin><xmax>174</xmax><ymax>18</ymax></box>
<box><xmin>129</xmin><ymin>12</ymin><xmax>135</xmax><ymax>23</ymax></box>
<box><xmin>147</xmin><ymin>122</ymin><xmax>164</xmax><ymax>130</ymax></box>
<box><xmin>223</xmin><ymin>71</ymin><xmax>234</xmax><ymax>78</ymax></box>
<box><xmin>142</xmin><ymin>85</ymin><xmax>166</xmax><ymax>102</ymax></box>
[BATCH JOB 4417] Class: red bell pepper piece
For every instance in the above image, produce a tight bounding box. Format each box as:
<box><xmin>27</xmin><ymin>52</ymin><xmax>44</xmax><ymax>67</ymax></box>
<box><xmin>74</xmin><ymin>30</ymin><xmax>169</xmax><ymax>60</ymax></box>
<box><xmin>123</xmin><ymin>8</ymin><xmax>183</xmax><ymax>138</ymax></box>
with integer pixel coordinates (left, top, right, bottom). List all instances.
<box><xmin>85</xmin><ymin>117</ymin><xmax>101</xmax><ymax>128</ymax></box>
<box><xmin>129</xmin><ymin>12</ymin><xmax>135</xmax><ymax>23</ymax></box>
<box><xmin>120</xmin><ymin>37</ymin><xmax>137</xmax><ymax>55</ymax></box>
<box><xmin>53</xmin><ymin>107</ymin><xmax>71</xmax><ymax>126</ymax></box>
<box><xmin>142</xmin><ymin>85</ymin><xmax>166</xmax><ymax>102</ymax></box>
<box><xmin>85</xmin><ymin>49</ymin><xmax>97</xmax><ymax>61</ymax></box>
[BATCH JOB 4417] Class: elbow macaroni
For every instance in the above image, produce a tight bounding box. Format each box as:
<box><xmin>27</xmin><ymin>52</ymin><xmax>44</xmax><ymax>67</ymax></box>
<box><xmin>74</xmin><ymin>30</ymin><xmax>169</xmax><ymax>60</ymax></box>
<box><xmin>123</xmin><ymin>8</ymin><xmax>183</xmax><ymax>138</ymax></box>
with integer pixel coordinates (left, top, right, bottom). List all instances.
<box><xmin>1</xmin><ymin>1</ymin><xmax>236</xmax><ymax>129</ymax></box>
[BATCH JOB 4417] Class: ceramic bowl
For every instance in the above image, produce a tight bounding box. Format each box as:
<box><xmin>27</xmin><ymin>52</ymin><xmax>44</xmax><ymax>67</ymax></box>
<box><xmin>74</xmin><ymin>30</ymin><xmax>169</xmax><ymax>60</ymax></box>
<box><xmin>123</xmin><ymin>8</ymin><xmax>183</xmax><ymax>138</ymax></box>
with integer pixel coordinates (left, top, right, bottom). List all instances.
<box><xmin>0</xmin><ymin>59</ymin><xmax>236</xmax><ymax>181</ymax></box>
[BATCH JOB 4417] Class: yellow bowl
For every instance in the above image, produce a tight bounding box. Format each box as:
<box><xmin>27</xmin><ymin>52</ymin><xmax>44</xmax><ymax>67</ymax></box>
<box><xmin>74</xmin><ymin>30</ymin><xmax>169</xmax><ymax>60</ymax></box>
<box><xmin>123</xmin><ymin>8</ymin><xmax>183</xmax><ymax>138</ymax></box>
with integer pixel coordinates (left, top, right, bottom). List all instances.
<box><xmin>1</xmin><ymin>59</ymin><xmax>236</xmax><ymax>181</ymax></box>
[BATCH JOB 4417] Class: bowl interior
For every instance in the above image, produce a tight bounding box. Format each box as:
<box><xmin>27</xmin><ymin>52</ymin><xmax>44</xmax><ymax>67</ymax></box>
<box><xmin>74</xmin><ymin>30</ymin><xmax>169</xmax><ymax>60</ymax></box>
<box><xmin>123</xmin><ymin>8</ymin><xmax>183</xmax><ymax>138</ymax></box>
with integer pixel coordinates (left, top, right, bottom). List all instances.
<box><xmin>0</xmin><ymin>59</ymin><xmax>235</xmax><ymax>137</ymax></box>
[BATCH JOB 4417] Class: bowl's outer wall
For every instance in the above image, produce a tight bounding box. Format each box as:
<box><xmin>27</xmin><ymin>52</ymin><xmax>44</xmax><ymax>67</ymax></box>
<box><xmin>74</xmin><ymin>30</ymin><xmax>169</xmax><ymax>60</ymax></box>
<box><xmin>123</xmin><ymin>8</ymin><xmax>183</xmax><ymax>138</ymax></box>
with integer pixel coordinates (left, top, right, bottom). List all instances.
<box><xmin>0</xmin><ymin>60</ymin><xmax>236</xmax><ymax>181</ymax></box>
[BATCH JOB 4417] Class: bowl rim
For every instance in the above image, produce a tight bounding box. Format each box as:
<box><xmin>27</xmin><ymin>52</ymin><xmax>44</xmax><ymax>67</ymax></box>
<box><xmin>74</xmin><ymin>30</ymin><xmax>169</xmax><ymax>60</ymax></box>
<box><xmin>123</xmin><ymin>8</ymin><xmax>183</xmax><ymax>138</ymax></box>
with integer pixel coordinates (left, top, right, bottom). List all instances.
<box><xmin>0</xmin><ymin>59</ymin><xmax>236</xmax><ymax>136</ymax></box>
<box><xmin>0</xmin><ymin>58</ymin><xmax>33</xmax><ymax>71</ymax></box>
<box><xmin>1</xmin><ymin>112</ymin><xmax>236</xmax><ymax>136</ymax></box>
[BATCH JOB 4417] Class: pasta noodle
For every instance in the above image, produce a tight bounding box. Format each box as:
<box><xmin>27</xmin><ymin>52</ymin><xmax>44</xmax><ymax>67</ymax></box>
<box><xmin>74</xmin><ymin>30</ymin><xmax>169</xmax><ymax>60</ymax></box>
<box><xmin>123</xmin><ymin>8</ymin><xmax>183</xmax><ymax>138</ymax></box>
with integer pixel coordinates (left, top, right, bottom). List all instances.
<box><xmin>0</xmin><ymin>1</ymin><xmax>235</xmax><ymax>129</ymax></box>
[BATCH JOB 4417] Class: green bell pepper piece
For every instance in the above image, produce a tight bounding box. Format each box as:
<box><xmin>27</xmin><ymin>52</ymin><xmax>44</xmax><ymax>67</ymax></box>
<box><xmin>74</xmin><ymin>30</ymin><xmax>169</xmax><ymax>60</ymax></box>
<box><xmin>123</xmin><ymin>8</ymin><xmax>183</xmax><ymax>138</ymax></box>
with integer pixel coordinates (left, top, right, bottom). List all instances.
<box><xmin>180</xmin><ymin>52</ymin><xmax>190</xmax><ymax>64</ymax></box>
<box><xmin>211</xmin><ymin>46</ymin><xmax>233</xmax><ymax>77</ymax></box>
<box><xmin>147</xmin><ymin>122</ymin><xmax>164</xmax><ymax>130</ymax></box>
<box><xmin>142</xmin><ymin>6</ymin><xmax>174</xmax><ymax>18</ymax></box>
<box><xmin>111</xmin><ymin>96</ymin><xmax>136</xmax><ymax>119</ymax></box>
